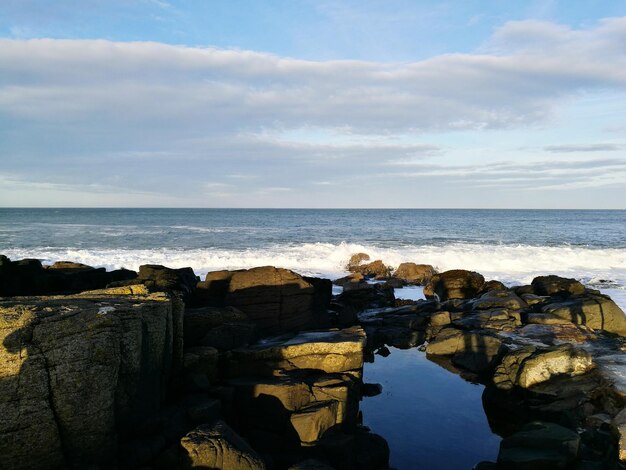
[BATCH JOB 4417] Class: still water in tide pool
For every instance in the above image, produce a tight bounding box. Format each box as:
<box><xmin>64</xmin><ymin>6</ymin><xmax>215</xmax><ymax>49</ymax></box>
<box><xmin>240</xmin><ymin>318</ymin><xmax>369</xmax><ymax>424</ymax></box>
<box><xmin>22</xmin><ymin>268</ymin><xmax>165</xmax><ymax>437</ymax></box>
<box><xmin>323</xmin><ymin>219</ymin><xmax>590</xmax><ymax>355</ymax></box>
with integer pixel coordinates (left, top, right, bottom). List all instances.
<box><xmin>361</xmin><ymin>347</ymin><xmax>501</xmax><ymax>470</ymax></box>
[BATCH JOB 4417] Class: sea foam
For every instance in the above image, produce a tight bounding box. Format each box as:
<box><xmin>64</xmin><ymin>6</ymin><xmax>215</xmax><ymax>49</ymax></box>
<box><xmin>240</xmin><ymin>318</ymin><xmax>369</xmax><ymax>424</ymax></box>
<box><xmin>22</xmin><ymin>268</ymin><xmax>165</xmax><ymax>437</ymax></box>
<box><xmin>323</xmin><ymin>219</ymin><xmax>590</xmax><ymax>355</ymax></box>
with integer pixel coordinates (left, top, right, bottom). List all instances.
<box><xmin>5</xmin><ymin>241</ymin><xmax>625</xmax><ymax>284</ymax></box>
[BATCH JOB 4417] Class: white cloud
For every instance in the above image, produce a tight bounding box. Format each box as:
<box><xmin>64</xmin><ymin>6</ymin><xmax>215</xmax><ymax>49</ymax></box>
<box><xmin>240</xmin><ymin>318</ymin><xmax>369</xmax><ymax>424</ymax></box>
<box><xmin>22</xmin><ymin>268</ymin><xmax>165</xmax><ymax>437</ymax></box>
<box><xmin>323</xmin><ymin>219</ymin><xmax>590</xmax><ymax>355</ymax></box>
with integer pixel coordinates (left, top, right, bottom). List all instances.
<box><xmin>1</xmin><ymin>17</ymin><xmax>626</xmax><ymax>207</ymax></box>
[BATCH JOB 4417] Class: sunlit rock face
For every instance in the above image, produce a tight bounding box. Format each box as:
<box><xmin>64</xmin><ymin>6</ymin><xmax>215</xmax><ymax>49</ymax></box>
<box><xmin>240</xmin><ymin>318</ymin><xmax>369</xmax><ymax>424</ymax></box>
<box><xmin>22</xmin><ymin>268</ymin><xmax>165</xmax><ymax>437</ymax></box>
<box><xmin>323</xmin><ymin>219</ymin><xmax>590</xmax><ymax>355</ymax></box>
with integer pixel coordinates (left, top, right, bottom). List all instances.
<box><xmin>0</xmin><ymin>288</ymin><xmax>183</xmax><ymax>469</ymax></box>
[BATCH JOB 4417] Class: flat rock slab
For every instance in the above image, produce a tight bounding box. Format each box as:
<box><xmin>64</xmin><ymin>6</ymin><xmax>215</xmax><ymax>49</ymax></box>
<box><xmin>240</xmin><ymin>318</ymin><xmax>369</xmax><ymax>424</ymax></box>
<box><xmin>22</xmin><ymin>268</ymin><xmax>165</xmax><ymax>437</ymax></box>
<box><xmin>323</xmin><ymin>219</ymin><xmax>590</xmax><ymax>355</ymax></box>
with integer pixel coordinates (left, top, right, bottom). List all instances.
<box><xmin>228</xmin><ymin>326</ymin><xmax>366</xmax><ymax>377</ymax></box>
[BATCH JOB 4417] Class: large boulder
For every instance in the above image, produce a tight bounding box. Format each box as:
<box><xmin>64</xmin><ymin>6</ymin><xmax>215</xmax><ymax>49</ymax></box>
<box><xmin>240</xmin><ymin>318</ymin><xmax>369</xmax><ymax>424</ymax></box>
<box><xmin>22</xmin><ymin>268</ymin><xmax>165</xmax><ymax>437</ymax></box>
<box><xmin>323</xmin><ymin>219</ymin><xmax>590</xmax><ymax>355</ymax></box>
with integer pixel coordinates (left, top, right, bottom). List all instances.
<box><xmin>179</xmin><ymin>420</ymin><xmax>265</xmax><ymax>469</ymax></box>
<box><xmin>531</xmin><ymin>275</ymin><xmax>585</xmax><ymax>297</ymax></box>
<box><xmin>0</xmin><ymin>290</ymin><xmax>183</xmax><ymax>469</ymax></box>
<box><xmin>392</xmin><ymin>263</ymin><xmax>436</xmax><ymax>285</ymax></box>
<box><xmin>541</xmin><ymin>293</ymin><xmax>626</xmax><ymax>336</ymax></box>
<box><xmin>195</xmin><ymin>267</ymin><xmax>330</xmax><ymax>334</ymax></box>
<box><xmin>493</xmin><ymin>344</ymin><xmax>594</xmax><ymax>390</ymax></box>
<box><xmin>423</xmin><ymin>270</ymin><xmax>485</xmax><ymax>301</ymax></box>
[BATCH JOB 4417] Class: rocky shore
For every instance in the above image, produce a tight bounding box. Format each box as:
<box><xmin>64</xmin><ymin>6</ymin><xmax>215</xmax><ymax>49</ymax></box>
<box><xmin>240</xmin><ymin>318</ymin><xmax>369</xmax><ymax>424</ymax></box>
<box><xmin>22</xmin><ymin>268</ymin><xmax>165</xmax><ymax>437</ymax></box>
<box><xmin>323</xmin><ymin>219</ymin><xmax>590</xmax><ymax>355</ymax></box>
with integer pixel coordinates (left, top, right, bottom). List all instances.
<box><xmin>1</xmin><ymin>253</ymin><xmax>625</xmax><ymax>469</ymax></box>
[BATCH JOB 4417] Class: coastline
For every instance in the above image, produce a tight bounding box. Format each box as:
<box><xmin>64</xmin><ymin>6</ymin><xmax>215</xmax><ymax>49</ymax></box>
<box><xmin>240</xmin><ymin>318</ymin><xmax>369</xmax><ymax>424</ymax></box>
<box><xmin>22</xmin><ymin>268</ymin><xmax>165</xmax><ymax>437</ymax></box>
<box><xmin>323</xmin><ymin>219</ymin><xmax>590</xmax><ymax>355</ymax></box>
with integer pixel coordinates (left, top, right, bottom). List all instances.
<box><xmin>1</xmin><ymin>254</ymin><xmax>626</xmax><ymax>468</ymax></box>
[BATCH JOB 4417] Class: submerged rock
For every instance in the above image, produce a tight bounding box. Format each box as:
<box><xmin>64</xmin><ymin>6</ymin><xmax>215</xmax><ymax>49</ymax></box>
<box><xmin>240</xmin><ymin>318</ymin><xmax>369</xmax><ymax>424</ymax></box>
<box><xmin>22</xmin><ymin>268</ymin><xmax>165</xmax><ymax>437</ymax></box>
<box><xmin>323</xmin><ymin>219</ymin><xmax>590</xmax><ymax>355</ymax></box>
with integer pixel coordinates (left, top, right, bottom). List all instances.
<box><xmin>497</xmin><ymin>421</ymin><xmax>580</xmax><ymax>469</ymax></box>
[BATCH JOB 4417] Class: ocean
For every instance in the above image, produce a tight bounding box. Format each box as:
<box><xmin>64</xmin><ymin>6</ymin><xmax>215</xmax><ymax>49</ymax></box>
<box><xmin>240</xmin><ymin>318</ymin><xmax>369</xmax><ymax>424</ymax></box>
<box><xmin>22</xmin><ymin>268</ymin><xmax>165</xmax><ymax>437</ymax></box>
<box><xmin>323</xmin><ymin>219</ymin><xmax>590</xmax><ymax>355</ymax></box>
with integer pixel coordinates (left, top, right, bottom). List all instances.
<box><xmin>1</xmin><ymin>208</ymin><xmax>625</xmax><ymax>309</ymax></box>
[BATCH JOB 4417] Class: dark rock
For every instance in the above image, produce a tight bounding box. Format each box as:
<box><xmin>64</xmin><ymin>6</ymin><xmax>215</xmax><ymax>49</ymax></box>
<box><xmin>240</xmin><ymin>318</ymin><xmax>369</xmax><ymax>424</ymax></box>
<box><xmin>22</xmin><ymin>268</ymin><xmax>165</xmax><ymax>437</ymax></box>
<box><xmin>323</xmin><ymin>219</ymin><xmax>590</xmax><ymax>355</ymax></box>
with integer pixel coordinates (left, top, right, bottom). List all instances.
<box><xmin>196</xmin><ymin>267</ymin><xmax>329</xmax><ymax>334</ymax></box>
<box><xmin>0</xmin><ymin>256</ymin><xmax>137</xmax><ymax>297</ymax></box>
<box><xmin>480</xmin><ymin>280</ymin><xmax>508</xmax><ymax>293</ymax></box>
<box><xmin>531</xmin><ymin>275</ymin><xmax>585</xmax><ymax>297</ymax></box>
<box><xmin>497</xmin><ymin>421</ymin><xmax>580</xmax><ymax>469</ymax></box>
<box><xmin>337</xmin><ymin>283</ymin><xmax>395</xmax><ymax>312</ymax></box>
<box><xmin>183</xmin><ymin>306</ymin><xmax>255</xmax><ymax>351</ymax></box>
<box><xmin>354</xmin><ymin>431</ymin><xmax>390</xmax><ymax>470</ymax></box>
<box><xmin>288</xmin><ymin>459</ymin><xmax>336</xmax><ymax>470</ymax></box>
<box><xmin>424</xmin><ymin>269</ymin><xmax>485</xmax><ymax>301</ymax></box>
<box><xmin>362</xmin><ymin>383</ymin><xmax>383</xmax><ymax>397</ymax></box>
<box><xmin>383</xmin><ymin>277</ymin><xmax>406</xmax><ymax>288</ymax></box>
<box><xmin>392</xmin><ymin>263</ymin><xmax>436</xmax><ymax>285</ymax></box>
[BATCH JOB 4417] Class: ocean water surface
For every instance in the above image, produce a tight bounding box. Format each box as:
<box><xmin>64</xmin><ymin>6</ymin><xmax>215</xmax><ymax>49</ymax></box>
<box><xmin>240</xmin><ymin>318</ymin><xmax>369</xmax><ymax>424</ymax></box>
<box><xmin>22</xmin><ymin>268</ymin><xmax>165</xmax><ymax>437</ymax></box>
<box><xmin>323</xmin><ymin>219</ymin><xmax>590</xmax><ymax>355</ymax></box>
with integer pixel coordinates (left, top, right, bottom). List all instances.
<box><xmin>2</xmin><ymin>208</ymin><xmax>625</xmax><ymax>308</ymax></box>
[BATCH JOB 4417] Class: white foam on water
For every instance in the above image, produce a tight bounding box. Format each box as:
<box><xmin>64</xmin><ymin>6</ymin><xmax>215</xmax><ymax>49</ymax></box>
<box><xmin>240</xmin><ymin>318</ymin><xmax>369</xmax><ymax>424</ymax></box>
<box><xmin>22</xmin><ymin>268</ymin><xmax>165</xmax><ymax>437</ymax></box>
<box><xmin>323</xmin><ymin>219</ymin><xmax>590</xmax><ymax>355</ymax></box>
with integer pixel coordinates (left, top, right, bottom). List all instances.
<box><xmin>4</xmin><ymin>241</ymin><xmax>626</xmax><ymax>309</ymax></box>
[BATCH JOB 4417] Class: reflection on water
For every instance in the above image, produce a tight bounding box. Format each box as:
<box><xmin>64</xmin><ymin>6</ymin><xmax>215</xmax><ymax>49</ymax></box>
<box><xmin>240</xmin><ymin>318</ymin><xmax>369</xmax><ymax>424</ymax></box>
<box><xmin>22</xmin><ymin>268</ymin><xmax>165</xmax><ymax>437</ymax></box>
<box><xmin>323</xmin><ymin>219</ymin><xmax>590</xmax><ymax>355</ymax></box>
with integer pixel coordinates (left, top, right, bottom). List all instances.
<box><xmin>361</xmin><ymin>347</ymin><xmax>501</xmax><ymax>470</ymax></box>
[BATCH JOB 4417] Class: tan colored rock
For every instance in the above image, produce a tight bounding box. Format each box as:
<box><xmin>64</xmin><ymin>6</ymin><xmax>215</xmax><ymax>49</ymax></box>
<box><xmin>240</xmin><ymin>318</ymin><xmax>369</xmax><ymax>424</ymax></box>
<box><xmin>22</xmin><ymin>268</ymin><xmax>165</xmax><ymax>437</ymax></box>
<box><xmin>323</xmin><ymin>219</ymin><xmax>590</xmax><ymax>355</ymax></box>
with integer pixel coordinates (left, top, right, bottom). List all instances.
<box><xmin>542</xmin><ymin>293</ymin><xmax>626</xmax><ymax>337</ymax></box>
<box><xmin>290</xmin><ymin>400</ymin><xmax>339</xmax><ymax>444</ymax></box>
<box><xmin>47</xmin><ymin>261</ymin><xmax>94</xmax><ymax>271</ymax></box>
<box><xmin>228</xmin><ymin>327</ymin><xmax>366</xmax><ymax>378</ymax></box>
<box><xmin>180</xmin><ymin>420</ymin><xmax>265</xmax><ymax>469</ymax></box>
<box><xmin>345</xmin><ymin>253</ymin><xmax>370</xmax><ymax>270</ymax></box>
<box><xmin>494</xmin><ymin>344</ymin><xmax>594</xmax><ymax>390</ymax></box>
<box><xmin>0</xmin><ymin>292</ymin><xmax>182</xmax><ymax>469</ymax></box>
<box><xmin>350</xmin><ymin>260</ymin><xmax>391</xmax><ymax>279</ymax></box>
<box><xmin>393</xmin><ymin>263</ymin><xmax>436</xmax><ymax>285</ymax></box>
<box><xmin>429</xmin><ymin>311</ymin><xmax>452</xmax><ymax>327</ymax></box>
<box><xmin>426</xmin><ymin>328</ymin><xmax>503</xmax><ymax>373</ymax></box>
<box><xmin>77</xmin><ymin>284</ymin><xmax>150</xmax><ymax>296</ymax></box>
<box><xmin>312</xmin><ymin>375</ymin><xmax>359</xmax><ymax>427</ymax></box>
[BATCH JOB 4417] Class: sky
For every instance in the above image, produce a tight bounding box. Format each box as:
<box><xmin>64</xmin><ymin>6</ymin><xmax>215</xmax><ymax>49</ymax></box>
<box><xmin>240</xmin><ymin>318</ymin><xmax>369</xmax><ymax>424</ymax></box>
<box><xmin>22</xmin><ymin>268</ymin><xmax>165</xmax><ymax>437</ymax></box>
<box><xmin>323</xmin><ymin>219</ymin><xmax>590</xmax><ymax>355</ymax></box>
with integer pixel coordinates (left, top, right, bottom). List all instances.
<box><xmin>0</xmin><ymin>0</ymin><xmax>625</xmax><ymax>208</ymax></box>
